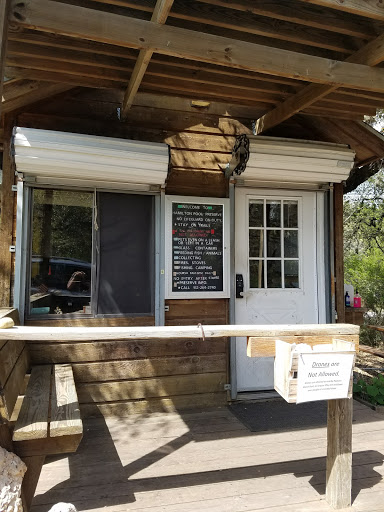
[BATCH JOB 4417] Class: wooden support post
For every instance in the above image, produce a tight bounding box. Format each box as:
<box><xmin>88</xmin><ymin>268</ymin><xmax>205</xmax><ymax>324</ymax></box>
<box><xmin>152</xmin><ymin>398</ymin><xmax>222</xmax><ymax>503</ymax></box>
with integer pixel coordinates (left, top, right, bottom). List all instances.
<box><xmin>0</xmin><ymin>0</ymin><xmax>10</xmax><ymax>119</ymax></box>
<box><xmin>0</xmin><ymin>115</ymin><xmax>16</xmax><ymax>306</ymax></box>
<box><xmin>334</xmin><ymin>183</ymin><xmax>345</xmax><ymax>323</ymax></box>
<box><xmin>326</xmin><ymin>398</ymin><xmax>353</xmax><ymax>509</ymax></box>
<box><xmin>0</xmin><ymin>423</ymin><xmax>14</xmax><ymax>451</ymax></box>
<box><xmin>21</xmin><ymin>455</ymin><xmax>46</xmax><ymax>511</ymax></box>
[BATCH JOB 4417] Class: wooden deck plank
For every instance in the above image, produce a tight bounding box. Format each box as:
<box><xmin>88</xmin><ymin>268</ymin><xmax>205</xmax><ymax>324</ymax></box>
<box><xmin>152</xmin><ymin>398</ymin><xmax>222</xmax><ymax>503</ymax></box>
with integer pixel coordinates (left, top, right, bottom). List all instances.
<box><xmin>31</xmin><ymin>402</ymin><xmax>384</xmax><ymax>512</ymax></box>
<box><xmin>13</xmin><ymin>365</ymin><xmax>51</xmax><ymax>441</ymax></box>
<box><xmin>50</xmin><ymin>364</ymin><xmax>82</xmax><ymax>437</ymax></box>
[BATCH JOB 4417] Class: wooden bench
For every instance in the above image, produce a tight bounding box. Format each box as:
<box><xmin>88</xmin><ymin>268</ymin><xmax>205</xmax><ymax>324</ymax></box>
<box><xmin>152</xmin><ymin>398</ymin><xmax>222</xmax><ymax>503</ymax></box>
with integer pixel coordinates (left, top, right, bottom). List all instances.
<box><xmin>0</xmin><ymin>318</ymin><xmax>83</xmax><ymax>511</ymax></box>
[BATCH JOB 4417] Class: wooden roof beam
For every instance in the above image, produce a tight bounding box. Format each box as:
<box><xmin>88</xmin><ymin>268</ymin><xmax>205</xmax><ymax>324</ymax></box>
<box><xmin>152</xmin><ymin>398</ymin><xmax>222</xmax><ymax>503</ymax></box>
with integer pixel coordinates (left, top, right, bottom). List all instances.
<box><xmin>297</xmin><ymin>0</ymin><xmax>384</xmax><ymax>21</ymax></box>
<box><xmin>121</xmin><ymin>0</ymin><xmax>174</xmax><ymax>118</ymax></box>
<box><xmin>254</xmin><ymin>31</ymin><xmax>384</xmax><ymax>135</ymax></box>
<box><xmin>0</xmin><ymin>0</ymin><xmax>10</xmax><ymax>119</ymax></box>
<box><xmin>195</xmin><ymin>0</ymin><xmax>379</xmax><ymax>39</ymax></box>
<box><xmin>2</xmin><ymin>81</ymin><xmax>72</xmax><ymax>113</ymax></box>
<box><xmin>9</xmin><ymin>0</ymin><xmax>384</xmax><ymax>94</ymax></box>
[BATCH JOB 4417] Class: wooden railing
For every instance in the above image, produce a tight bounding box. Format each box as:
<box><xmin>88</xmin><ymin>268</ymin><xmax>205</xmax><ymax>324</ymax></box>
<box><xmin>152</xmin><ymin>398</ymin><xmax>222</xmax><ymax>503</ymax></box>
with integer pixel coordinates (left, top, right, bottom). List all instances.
<box><xmin>0</xmin><ymin>322</ymin><xmax>359</xmax><ymax>341</ymax></box>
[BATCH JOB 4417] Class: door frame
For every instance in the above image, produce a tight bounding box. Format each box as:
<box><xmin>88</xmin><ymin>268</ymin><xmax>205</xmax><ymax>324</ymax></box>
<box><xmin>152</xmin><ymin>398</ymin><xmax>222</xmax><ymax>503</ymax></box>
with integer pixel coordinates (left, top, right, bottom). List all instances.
<box><xmin>229</xmin><ymin>186</ymin><xmax>327</xmax><ymax>399</ymax></box>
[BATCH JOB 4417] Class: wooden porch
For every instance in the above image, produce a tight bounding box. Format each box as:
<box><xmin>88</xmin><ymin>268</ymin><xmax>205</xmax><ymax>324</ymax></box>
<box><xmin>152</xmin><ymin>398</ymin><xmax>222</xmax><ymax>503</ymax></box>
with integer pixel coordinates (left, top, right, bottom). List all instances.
<box><xmin>31</xmin><ymin>401</ymin><xmax>384</xmax><ymax>512</ymax></box>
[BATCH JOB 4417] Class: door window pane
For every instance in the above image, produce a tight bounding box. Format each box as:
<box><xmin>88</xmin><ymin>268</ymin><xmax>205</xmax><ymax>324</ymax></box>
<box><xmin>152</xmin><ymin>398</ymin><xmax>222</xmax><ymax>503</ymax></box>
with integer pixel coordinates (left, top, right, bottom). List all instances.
<box><xmin>285</xmin><ymin>260</ymin><xmax>299</xmax><ymax>288</ymax></box>
<box><xmin>249</xmin><ymin>230</ymin><xmax>264</xmax><ymax>258</ymax></box>
<box><xmin>250</xmin><ymin>260</ymin><xmax>264</xmax><ymax>288</ymax></box>
<box><xmin>267</xmin><ymin>230</ymin><xmax>281</xmax><ymax>257</ymax></box>
<box><xmin>284</xmin><ymin>230</ymin><xmax>298</xmax><ymax>258</ymax></box>
<box><xmin>267</xmin><ymin>260</ymin><xmax>282</xmax><ymax>288</ymax></box>
<box><xmin>284</xmin><ymin>201</ymin><xmax>298</xmax><ymax>228</ymax></box>
<box><xmin>247</xmin><ymin>198</ymin><xmax>299</xmax><ymax>289</ymax></box>
<box><xmin>30</xmin><ymin>189</ymin><xmax>93</xmax><ymax>315</ymax></box>
<box><xmin>249</xmin><ymin>200</ymin><xmax>264</xmax><ymax>227</ymax></box>
<box><xmin>266</xmin><ymin>201</ymin><xmax>281</xmax><ymax>227</ymax></box>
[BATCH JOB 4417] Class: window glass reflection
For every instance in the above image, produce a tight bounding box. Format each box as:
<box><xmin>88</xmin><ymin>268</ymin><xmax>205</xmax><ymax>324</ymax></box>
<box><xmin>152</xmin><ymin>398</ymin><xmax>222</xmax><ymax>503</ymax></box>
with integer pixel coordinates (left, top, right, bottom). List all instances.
<box><xmin>284</xmin><ymin>230</ymin><xmax>298</xmax><ymax>258</ymax></box>
<box><xmin>250</xmin><ymin>260</ymin><xmax>264</xmax><ymax>288</ymax></box>
<box><xmin>30</xmin><ymin>189</ymin><xmax>93</xmax><ymax>315</ymax></box>
<box><xmin>266</xmin><ymin>201</ymin><xmax>281</xmax><ymax>227</ymax></box>
<box><xmin>267</xmin><ymin>230</ymin><xmax>281</xmax><ymax>257</ymax></box>
<box><xmin>284</xmin><ymin>201</ymin><xmax>298</xmax><ymax>228</ymax></box>
<box><xmin>285</xmin><ymin>260</ymin><xmax>299</xmax><ymax>288</ymax></box>
<box><xmin>267</xmin><ymin>260</ymin><xmax>282</xmax><ymax>288</ymax></box>
<box><xmin>249</xmin><ymin>201</ymin><xmax>264</xmax><ymax>227</ymax></box>
<box><xmin>249</xmin><ymin>230</ymin><xmax>264</xmax><ymax>258</ymax></box>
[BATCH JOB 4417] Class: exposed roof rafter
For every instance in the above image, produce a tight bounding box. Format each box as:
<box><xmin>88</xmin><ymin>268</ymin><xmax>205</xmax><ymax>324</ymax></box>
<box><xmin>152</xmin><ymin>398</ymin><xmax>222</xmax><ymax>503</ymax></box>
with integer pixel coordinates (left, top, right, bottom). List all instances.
<box><xmin>2</xmin><ymin>79</ymin><xmax>72</xmax><ymax>114</ymax></box>
<box><xmin>121</xmin><ymin>0</ymin><xmax>174</xmax><ymax>118</ymax></box>
<box><xmin>254</xmin><ymin>31</ymin><xmax>384</xmax><ymax>135</ymax></box>
<box><xmin>297</xmin><ymin>0</ymin><xmax>384</xmax><ymax>21</ymax></box>
<box><xmin>194</xmin><ymin>0</ymin><xmax>380</xmax><ymax>39</ymax></box>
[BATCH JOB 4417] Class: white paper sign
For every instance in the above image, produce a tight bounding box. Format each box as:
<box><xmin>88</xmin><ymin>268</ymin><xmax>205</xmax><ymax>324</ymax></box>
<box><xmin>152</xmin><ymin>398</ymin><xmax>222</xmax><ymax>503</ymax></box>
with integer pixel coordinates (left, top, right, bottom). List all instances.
<box><xmin>296</xmin><ymin>352</ymin><xmax>354</xmax><ymax>404</ymax></box>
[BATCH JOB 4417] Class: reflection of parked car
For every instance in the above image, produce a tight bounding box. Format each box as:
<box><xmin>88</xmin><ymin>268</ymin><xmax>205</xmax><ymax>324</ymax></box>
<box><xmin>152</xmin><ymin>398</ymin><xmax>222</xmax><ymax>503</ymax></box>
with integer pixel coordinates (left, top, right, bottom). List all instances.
<box><xmin>31</xmin><ymin>256</ymin><xmax>91</xmax><ymax>292</ymax></box>
<box><xmin>30</xmin><ymin>256</ymin><xmax>92</xmax><ymax>315</ymax></box>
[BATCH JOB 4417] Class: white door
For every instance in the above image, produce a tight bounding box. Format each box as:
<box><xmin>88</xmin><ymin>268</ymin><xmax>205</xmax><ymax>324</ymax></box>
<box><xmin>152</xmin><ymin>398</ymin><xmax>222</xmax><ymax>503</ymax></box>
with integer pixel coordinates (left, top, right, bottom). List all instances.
<box><xmin>234</xmin><ymin>188</ymin><xmax>325</xmax><ymax>392</ymax></box>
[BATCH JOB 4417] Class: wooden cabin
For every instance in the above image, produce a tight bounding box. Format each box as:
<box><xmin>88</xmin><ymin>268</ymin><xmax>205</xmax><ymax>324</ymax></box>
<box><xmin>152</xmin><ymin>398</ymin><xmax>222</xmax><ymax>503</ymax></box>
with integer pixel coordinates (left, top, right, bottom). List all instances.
<box><xmin>2</xmin><ymin>0</ymin><xmax>384</xmax><ymax>413</ymax></box>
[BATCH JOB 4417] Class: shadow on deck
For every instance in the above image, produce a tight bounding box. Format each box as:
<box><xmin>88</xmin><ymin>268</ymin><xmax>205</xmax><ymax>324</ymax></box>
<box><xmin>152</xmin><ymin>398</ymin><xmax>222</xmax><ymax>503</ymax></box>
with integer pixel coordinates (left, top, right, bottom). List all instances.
<box><xmin>31</xmin><ymin>400</ymin><xmax>384</xmax><ymax>512</ymax></box>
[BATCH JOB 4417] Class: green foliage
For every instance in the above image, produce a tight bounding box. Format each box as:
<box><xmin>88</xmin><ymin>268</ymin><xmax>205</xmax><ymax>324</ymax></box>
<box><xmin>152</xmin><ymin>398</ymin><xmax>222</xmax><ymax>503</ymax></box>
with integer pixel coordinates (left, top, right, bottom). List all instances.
<box><xmin>344</xmin><ymin>249</ymin><xmax>384</xmax><ymax>312</ymax></box>
<box><xmin>353</xmin><ymin>374</ymin><xmax>384</xmax><ymax>406</ymax></box>
<box><xmin>344</xmin><ymin>168</ymin><xmax>384</xmax><ymax>346</ymax></box>
<box><xmin>344</xmin><ymin>170</ymin><xmax>384</xmax><ymax>257</ymax></box>
<box><xmin>32</xmin><ymin>189</ymin><xmax>93</xmax><ymax>263</ymax></box>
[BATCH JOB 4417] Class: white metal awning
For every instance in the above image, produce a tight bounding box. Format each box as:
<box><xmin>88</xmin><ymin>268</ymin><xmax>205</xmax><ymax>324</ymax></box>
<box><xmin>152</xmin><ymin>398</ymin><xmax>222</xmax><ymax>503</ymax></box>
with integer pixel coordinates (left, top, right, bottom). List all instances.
<box><xmin>224</xmin><ymin>135</ymin><xmax>356</xmax><ymax>188</ymax></box>
<box><xmin>13</xmin><ymin>127</ymin><xmax>169</xmax><ymax>191</ymax></box>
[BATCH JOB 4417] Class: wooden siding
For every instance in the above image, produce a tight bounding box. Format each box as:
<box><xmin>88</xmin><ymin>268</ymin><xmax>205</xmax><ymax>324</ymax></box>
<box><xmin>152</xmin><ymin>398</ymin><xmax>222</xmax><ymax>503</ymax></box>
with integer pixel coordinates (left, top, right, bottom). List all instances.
<box><xmin>26</xmin><ymin>300</ymin><xmax>229</xmax><ymax>416</ymax></box>
<box><xmin>25</xmin><ymin>317</ymin><xmax>155</xmax><ymax>327</ymax></box>
<box><xmin>27</xmin><ymin>337</ymin><xmax>228</xmax><ymax>416</ymax></box>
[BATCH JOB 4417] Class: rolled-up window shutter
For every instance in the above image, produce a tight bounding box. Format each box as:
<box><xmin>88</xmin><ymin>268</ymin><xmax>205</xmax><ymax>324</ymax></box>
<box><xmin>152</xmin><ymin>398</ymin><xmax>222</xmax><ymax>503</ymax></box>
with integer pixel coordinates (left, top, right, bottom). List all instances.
<box><xmin>13</xmin><ymin>127</ymin><xmax>169</xmax><ymax>190</ymax></box>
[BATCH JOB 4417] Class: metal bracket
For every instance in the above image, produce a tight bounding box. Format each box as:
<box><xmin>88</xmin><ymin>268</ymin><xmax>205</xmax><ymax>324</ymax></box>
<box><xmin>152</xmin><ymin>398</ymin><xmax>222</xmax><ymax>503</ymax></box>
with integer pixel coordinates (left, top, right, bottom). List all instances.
<box><xmin>9</xmin><ymin>246</ymin><xmax>16</xmax><ymax>253</ymax></box>
<box><xmin>164</xmin><ymin>305</ymin><xmax>169</xmax><ymax>312</ymax></box>
<box><xmin>11</xmin><ymin>185</ymin><xmax>17</xmax><ymax>192</ymax></box>
<box><xmin>224</xmin><ymin>384</ymin><xmax>231</xmax><ymax>391</ymax></box>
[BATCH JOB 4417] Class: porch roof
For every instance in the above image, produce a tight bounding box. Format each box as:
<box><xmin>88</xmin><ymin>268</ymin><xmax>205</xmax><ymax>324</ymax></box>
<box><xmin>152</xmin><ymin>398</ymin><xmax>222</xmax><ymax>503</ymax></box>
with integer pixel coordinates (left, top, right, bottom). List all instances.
<box><xmin>2</xmin><ymin>1</ymin><xmax>384</xmax><ymax>189</ymax></box>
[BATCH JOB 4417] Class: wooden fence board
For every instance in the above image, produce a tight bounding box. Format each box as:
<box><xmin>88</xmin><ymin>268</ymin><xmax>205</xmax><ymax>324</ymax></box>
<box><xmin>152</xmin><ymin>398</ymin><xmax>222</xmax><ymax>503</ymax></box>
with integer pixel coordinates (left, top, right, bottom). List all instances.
<box><xmin>76</xmin><ymin>372</ymin><xmax>227</xmax><ymax>402</ymax></box>
<box><xmin>28</xmin><ymin>339</ymin><xmax>228</xmax><ymax>364</ymax></box>
<box><xmin>71</xmin><ymin>354</ymin><xmax>227</xmax><ymax>382</ymax></box>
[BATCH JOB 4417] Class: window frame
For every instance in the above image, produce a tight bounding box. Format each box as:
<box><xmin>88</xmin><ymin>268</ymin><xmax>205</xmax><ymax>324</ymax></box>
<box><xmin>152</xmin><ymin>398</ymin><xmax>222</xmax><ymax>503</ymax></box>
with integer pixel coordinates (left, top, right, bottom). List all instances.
<box><xmin>24</xmin><ymin>184</ymin><xmax>159</xmax><ymax>320</ymax></box>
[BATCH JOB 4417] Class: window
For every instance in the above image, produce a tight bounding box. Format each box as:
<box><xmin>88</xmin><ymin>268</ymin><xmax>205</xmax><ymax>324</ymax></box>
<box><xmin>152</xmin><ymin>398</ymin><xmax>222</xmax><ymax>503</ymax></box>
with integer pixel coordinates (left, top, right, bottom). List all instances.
<box><xmin>29</xmin><ymin>188</ymin><xmax>155</xmax><ymax>317</ymax></box>
<box><xmin>248</xmin><ymin>198</ymin><xmax>300</xmax><ymax>289</ymax></box>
